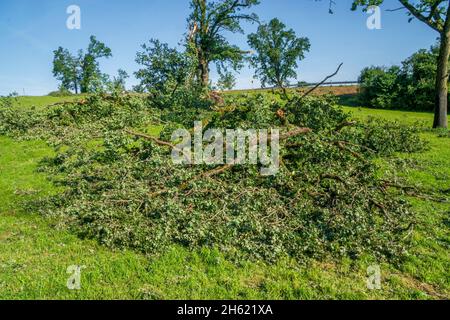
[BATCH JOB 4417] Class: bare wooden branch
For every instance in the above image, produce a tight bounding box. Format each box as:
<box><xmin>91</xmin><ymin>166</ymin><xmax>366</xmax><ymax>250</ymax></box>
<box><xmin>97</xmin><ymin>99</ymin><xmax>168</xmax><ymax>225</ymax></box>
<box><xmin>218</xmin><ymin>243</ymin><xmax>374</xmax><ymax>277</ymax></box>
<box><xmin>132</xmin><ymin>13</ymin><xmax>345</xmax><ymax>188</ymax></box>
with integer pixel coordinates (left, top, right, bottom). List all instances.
<box><xmin>299</xmin><ymin>63</ymin><xmax>343</xmax><ymax>99</ymax></box>
<box><xmin>334</xmin><ymin>120</ymin><xmax>357</xmax><ymax>133</ymax></box>
<box><xmin>398</xmin><ymin>0</ymin><xmax>443</xmax><ymax>32</ymax></box>
<box><xmin>125</xmin><ymin>129</ymin><xmax>177</xmax><ymax>149</ymax></box>
<box><xmin>150</xmin><ymin>126</ymin><xmax>313</xmax><ymax>196</ymax></box>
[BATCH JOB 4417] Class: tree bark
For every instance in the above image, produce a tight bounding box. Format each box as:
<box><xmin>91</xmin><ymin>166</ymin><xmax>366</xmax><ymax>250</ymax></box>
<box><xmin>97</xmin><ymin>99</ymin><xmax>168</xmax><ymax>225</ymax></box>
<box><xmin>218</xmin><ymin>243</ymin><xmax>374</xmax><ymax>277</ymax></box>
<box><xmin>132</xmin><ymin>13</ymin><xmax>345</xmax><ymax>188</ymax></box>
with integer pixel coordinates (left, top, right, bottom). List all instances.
<box><xmin>432</xmin><ymin>4</ymin><xmax>450</xmax><ymax>129</ymax></box>
<box><xmin>199</xmin><ymin>56</ymin><xmax>209</xmax><ymax>88</ymax></box>
<box><xmin>434</xmin><ymin>29</ymin><xmax>450</xmax><ymax>128</ymax></box>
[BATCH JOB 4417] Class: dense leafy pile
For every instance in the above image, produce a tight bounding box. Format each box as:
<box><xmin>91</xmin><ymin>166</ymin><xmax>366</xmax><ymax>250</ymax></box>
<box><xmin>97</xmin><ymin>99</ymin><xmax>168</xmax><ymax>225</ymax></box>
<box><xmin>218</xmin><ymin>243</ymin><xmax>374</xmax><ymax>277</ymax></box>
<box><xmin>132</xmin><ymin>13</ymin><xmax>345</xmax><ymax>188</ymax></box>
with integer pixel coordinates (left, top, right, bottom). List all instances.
<box><xmin>1</xmin><ymin>92</ymin><xmax>427</xmax><ymax>262</ymax></box>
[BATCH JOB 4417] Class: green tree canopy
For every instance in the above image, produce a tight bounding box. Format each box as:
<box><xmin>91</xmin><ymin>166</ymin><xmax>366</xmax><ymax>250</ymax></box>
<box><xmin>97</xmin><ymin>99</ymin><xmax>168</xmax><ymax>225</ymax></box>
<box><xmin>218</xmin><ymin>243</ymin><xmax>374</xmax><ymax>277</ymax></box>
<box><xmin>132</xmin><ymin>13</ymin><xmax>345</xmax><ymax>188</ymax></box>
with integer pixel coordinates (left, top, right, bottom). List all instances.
<box><xmin>247</xmin><ymin>18</ymin><xmax>310</xmax><ymax>93</ymax></box>
<box><xmin>358</xmin><ymin>45</ymin><xmax>445</xmax><ymax>111</ymax></box>
<box><xmin>52</xmin><ymin>48</ymin><xmax>81</xmax><ymax>94</ymax></box>
<box><xmin>187</xmin><ymin>0</ymin><xmax>260</xmax><ymax>87</ymax></box>
<box><xmin>80</xmin><ymin>36</ymin><xmax>112</xmax><ymax>93</ymax></box>
<box><xmin>134</xmin><ymin>39</ymin><xmax>196</xmax><ymax>95</ymax></box>
<box><xmin>52</xmin><ymin>36</ymin><xmax>112</xmax><ymax>94</ymax></box>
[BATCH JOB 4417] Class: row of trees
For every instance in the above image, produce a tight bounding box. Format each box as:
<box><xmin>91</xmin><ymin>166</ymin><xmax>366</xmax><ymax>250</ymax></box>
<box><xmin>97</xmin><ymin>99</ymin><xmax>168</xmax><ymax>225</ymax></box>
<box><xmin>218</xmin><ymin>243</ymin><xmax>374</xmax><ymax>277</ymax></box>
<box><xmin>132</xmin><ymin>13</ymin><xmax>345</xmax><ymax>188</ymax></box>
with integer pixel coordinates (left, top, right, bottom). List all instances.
<box><xmin>358</xmin><ymin>45</ymin><xmax>442</xmax><ymax>111</ymax></box>
<box><xmin>53</xmin><ymin>36</ymin><xmax>128</xmax><ymax>94</ymax></box>
<box><xmin>53</xmin><ymin>0</ymin><xmax>311</xmax><ymax>97</ymax></box>
<box><xmin>53</xmin><ymin>0</ymin><xmax>449</xmax><ymax>128</ymax></box>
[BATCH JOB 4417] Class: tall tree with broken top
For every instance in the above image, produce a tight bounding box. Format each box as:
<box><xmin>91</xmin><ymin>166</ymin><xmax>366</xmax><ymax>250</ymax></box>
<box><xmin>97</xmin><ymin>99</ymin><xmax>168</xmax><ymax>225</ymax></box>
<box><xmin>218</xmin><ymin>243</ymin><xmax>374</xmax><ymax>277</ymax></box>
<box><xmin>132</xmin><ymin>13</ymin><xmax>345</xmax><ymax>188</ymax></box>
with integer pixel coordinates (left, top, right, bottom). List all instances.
<box><xmin>187</xmin><ymin>0</ymin><xmax>260</xmax><ymax>88</ymax></box>
<box><xmin>352</xmin><ymin>0</ymin><xmax>450</xmax><ymax>128</ymax></box>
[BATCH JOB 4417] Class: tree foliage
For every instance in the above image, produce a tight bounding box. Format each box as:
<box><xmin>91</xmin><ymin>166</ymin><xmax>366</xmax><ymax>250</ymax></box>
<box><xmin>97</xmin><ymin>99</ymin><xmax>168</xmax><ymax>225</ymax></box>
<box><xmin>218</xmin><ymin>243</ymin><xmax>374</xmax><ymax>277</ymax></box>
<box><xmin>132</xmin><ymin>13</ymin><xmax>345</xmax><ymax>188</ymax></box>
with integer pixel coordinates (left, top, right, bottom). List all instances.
<box><xmin>216</xmin><ymin>71</ymin><xmax>237</xmax><ymax>90</ymax></box>
<box><xmin>351</xmin><ymin>0</ymin><xmax>450</xmax><ymax>128</ymax></box>
<box><xmin>135</xmin><ymin>39</ymin><xmax>195</xmax><ymax>94</ymax></box>
<box><xmin>359</xmin><ymin>45</ymin><xmax>445</xmax><ymax>111</ymax></box>
<box><xmin>0</xmin><ymin>89</ymin><xmax>428</xmax><ymax>263</ymax></box>
<box><xmin>52</xmin><ymin>48</ymin><xmax>81</xmax><ymax>94</ymax></box>
<box><xmin>248</xmin><ymin>18</ymin><xmax>310</xmax><ymax>92</ymax></box>
<box><xmin>52</xmin><ymin>36</ymin><xmax>112</xmax><ymax>94</ymax></box>
<box><xmin>134</xmin><ymin>39</ymin><xmax>202</xmax><ymax>108</ymax></box>
<box><xmin>80</xmin><ymin>36</ymin><xmax>113</xmax><ymax>93</ymax></box>
<box><xmin>187</xmin><ymin>0</ymin><xmax>260</xmax><ymax>87</ymax></box>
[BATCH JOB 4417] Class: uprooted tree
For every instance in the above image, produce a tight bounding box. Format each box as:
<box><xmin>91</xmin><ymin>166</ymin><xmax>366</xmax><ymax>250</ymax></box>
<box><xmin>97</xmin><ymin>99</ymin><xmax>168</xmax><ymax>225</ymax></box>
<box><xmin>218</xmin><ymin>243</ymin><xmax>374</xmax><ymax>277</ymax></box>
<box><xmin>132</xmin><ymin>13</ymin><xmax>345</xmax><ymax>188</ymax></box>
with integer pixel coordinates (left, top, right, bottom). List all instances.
<box><xmin>187</xmin><ymin>0</ymin><xmax>260</xmax><ymax>88</ymax></box>
<box><xmin>351</xmin><ymin>0</ymin><xmax>450</xmax><ymax>128</ymax></box>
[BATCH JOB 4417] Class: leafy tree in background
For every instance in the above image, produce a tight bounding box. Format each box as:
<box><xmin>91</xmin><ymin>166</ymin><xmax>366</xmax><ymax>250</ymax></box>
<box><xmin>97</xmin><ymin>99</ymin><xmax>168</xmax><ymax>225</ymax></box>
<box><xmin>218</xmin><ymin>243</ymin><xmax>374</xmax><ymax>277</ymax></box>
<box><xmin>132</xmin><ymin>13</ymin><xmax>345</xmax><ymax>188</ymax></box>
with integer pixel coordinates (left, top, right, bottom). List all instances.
<box><xmin>111</xmin><ymin>69</ymin><xmax>129</xmax><ymax>92</ymax></box>
<box><xmin>187</xmin><ymin>0</ymin><xmax>260</xmax><ymax>88</ymax></box>
<box><xmin>351</xmin><ymin>0</ymin><xmax>450</xmax><ymax>128</ymax></box>
<box><xmin>134</xmin><ymin>39</ymin><xmax>196</xmax><ymax>96</ymax></box>
<box><xmin>247</xmin><ymin>18</ymin><xmax>310</xmax><ymax>96</ymax></box>
<box><xmin>216</xmin><ymin>71</ymin><xmax>236</xmax><ymax>90</ymax></box>
<box><xmin>358</xmin><ymin>45</ymin><xmax>444</xmax><ymax>111</ymax></box>
<box><xmin>52</xmin><ymin>48</ymin><xmax>81</xmax><ymax>94</ymax></box>
<box><xmin>52</xmin><ymin>36</ymin><xmax>112</xmax><ymax>94</ymax></box>
<box><xmin>399</xmin><ymin>46</ymin><xmax>441</xmax><ymax>110</ymax></box>
<box><xmin>358</xmin><ymin>66</ymin><xmax>401</xmax><ymax>109</ymax></box>
<box><xmin>79</xmin><ymin>36</ymin><xmax>112</xmax><ymax>93</ymax></box>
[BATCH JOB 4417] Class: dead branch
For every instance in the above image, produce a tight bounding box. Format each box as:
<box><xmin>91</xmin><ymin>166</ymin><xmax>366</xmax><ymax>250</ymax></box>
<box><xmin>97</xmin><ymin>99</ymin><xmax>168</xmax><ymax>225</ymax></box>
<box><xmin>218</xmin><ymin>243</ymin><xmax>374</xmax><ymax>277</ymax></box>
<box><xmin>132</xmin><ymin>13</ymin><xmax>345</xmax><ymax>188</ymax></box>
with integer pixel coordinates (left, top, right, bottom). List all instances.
<box><xmin>125</xmin><ymin>129</ymin><xmax>177</xmax><ymax>149</ymax></box>
<box><xmin>48</xmin><ymin>100</ymin><xmax>86</xmax><ymax>107</ymax></box>
<box><xmin>334</xmin><ymin>140</ymin><xmax>367</xmax><ymax>162</ymax></box>
<box><xmin>151</xmin><ymin>126</ymin><xmax>312</xmax><ymax>196</ymax></box>
<box><xmin>337</xmin><ymin>140</ymin><xmax>376</xmax><ymax>154</ymax></box>
<box><xmin>381</xmin><ymin>180</ymin><xmax>448</xmax><ymax>203</ymax></box>
<box><xmin>179</xmin><ymin>127</ymin><xmax>313</xmax><ymax>187</ymax></box>
<box><xmin>299</xmin><ymin>63</ymin><xmax>343</xmax><ymax>99</ymax></box>
<box><xmin>334</xmin><ymin>120</ymin><xmax>357</xmax><ymax>133</ymax></box>
<box><xmin>125</xmin><ymin>129</ymin><xmax>194</xmax><ymax>166</ymax></box>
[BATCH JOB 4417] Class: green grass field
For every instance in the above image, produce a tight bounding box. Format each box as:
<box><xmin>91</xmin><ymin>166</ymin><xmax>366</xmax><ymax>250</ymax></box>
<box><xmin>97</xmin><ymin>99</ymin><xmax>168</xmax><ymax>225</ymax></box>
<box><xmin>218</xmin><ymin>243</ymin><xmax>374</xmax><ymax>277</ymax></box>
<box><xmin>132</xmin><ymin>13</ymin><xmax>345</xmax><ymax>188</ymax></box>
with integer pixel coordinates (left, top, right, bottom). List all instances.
<box><xmin>0</xmin><ymin>96</ymin><xmax>448</xmax><ymax>299</ymax></box>
<box><xmin>8</xmin><ymin>96</ymin><xmax>83</xmax><ymax>110</ymax></box>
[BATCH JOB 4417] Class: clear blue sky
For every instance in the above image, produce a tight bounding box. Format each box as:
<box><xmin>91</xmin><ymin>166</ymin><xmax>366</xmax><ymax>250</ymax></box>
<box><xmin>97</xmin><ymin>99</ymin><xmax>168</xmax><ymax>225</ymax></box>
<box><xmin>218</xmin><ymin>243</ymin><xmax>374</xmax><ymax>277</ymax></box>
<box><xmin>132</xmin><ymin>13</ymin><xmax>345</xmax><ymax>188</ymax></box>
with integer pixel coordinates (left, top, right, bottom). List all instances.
<box><xmin>0</xmin><ymin>0</ymin><xmax>439</xmax><ymax>95</ymax></box>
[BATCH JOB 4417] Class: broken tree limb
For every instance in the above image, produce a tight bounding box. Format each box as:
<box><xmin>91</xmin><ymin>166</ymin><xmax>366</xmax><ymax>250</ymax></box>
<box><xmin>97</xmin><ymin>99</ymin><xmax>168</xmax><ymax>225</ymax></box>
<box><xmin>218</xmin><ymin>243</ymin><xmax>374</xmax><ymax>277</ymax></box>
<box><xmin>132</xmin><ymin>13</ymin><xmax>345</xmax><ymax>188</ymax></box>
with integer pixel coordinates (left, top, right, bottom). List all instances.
<box><xmin>177</xmin><ymin>127</ymin><xmax>313</xmax><ymax>190</ymax></box>
<box><xmin>125</xmin><ymin>129</ymin><xmax>177</xmax><ymax>150</ymax></box>
<box><xmin>381</xmin><ymin>180</ymin><xmax>449</xmax><ymax>203</ymax></box>
<box><xmin>48</xmin><ymin>100</ymin><xmax>86</xmax><ymax>107</ymax></box>
<box><xmin>124</xmin><ymin>129</ymin><xmax>194</xmax><ymax>165</ymax></box>
<box><xmin>334</xmin><ymin>120</ymin><xmax>357</xmax><ymax>133</ymax></box>
<box><xmin>299</xmin><ymin>63</ymin><xmax>344</xmax><ymax>99</ymax></box>
<box><xmin>149</xmin><ymin>126</ymin><xmax>313</xmax><ymax>196</ymax></box>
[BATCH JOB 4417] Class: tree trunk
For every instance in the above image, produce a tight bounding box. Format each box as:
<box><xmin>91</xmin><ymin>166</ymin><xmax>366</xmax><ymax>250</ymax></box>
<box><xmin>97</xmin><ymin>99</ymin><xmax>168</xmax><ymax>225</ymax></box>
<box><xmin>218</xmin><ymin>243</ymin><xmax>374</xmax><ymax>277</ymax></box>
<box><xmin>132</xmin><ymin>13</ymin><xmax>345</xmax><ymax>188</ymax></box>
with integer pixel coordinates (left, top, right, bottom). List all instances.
<box><xmin>433</xmin><ymin>7</ymin><xmax>450</xmax><ymax>129</ymax></box>
<box><xmin>199</xmin><ymin>57</ymin><xmax>209</xmax><ymax>88</ymax></box>
<box><xmin>434</xmin><ymin>30</ymin><xmax>450</xmax><ymax>128</ymax></box>
<box><xmin>73</xmin><ymin>65</ymin><xmax>79</xmax><ymax>95</ymax></box>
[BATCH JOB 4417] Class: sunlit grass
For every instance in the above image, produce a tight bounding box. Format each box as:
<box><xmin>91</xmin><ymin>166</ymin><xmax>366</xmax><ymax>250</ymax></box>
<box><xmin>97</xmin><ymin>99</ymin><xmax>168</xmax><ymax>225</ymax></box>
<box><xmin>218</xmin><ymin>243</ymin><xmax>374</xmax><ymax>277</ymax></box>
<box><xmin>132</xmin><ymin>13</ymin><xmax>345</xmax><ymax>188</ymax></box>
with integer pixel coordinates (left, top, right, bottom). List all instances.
<box><xmin>0</xmin><ymin>96</ymin><xmax>448</xmax><ymax>300</ymax></box>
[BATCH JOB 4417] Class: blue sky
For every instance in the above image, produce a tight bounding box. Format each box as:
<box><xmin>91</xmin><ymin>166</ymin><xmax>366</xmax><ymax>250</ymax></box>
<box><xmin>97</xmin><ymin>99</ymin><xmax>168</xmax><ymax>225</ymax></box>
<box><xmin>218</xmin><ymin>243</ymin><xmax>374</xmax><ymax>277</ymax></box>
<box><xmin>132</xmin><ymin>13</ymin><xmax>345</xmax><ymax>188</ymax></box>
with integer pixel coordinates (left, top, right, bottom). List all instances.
<box><xmin>0</xmin><ymin>0</ymin><xmax>439</xmax><ymax>95</ymax></box>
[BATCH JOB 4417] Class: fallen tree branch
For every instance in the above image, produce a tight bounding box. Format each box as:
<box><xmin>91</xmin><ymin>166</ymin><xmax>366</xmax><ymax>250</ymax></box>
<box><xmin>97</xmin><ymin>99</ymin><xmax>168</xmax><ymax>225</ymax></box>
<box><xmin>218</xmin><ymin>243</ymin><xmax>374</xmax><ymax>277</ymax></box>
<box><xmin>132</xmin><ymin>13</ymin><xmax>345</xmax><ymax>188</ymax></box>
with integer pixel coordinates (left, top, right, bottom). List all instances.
<box><xmin>299</xmin><ymin>63</ymin><xmax>343</xmax><ymax>99</ymax></box>
<box><xmin>334</xmin><ymin>120</ymin><xmax>357</xmax><ymax>133</ymax></box>
<box><xmin>152</xmin><ymin>127</ymin><xmax>313</xmax><ymax>196</ymax></box>
<box><xmin>48</xmin><ymin>100</ymin><xmax>86</xmax><ymax>107</ymax></box>
<box><xmin>334</xmin><ymin>140</ymin><xmax>367</xmax><ymax>162</ymax></box>
<box><xmin>178</xmin><ymin>127</ymin><xmax>313</xmax><ymax>189</ymax></box>
<box><xmin>381</xmin><ymin>180</ymin><xmax>449</xmax><ymax>203</ymax></box>
<box><xmin>125</xmin><ymin>129</ymin><xmax>177</xmax><ymax>149</ymax></box>
<box><xmin>125</xmin><ymin>129</ymin><xmax>195</xmax><ymax>166</ymax></box>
